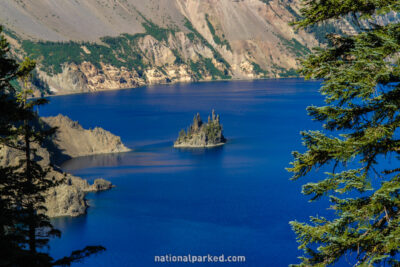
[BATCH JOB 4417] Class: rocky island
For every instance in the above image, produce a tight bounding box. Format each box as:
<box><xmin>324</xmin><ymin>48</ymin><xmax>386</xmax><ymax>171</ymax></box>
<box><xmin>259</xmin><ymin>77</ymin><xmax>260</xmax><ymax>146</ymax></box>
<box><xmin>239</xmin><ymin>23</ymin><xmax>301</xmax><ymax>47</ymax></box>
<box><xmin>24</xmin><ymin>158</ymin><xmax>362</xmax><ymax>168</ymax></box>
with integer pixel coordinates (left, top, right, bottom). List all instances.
<box><xmin>174</xmin><ymin>110</ymin><xmax>226</xmax><ymax>148</ymax></box>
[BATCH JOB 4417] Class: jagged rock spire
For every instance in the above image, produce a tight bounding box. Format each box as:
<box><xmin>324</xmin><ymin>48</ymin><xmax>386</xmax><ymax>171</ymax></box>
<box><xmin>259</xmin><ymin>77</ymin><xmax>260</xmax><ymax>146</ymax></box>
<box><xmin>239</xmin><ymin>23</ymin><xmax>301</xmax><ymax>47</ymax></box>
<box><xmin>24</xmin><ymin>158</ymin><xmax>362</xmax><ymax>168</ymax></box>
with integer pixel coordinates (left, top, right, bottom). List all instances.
<box><xmin>175</xmin><ymin>110</ymin><xmax>226</xmax><ymax>148</ymax></box>
<box><xmin>192</xmin><ymin>113</ymin><xmax>202</xmax><ymax>131</ymax></box>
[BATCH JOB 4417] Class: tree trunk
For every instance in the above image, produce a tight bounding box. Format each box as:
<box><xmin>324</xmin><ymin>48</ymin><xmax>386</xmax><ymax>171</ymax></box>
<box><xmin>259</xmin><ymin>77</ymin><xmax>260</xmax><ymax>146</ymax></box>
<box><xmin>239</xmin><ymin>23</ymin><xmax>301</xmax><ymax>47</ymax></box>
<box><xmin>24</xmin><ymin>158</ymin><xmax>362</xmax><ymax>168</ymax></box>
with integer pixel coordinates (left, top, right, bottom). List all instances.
<box><xmin>24</xmin><ymin>121</ymin><xmax>36</xmax><ymax>254</ymax></box>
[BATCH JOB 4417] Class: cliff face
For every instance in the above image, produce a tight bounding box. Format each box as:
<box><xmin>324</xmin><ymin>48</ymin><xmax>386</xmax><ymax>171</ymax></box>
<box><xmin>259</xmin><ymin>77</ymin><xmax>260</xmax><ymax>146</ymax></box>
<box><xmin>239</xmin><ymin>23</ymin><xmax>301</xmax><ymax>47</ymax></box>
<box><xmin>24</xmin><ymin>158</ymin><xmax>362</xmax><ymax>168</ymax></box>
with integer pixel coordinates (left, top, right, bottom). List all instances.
<box><xmin>0</xmin><ymin>115</ymin><xmax>129</xmax><ymax>217</ymax></box>
<box><xmin>0</xmin><ymin>0</ymin><xmax>323</xmax><ymax>95</ymax></box>
<box><xmin>3</xmin><ymin>0</ymin><xmax>390</xmax><ymax>95</ymax></box>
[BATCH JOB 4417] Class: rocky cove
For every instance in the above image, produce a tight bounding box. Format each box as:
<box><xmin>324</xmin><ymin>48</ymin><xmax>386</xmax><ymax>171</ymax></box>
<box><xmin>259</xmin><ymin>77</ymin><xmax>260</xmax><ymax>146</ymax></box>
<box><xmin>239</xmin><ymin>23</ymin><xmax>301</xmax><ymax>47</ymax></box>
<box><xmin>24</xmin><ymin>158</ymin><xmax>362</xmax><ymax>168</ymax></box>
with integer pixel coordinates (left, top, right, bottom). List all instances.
<box><xmin>0</xmin><ymin>114</ymin><xmax>130</xmax><ymax>217</ymax></box>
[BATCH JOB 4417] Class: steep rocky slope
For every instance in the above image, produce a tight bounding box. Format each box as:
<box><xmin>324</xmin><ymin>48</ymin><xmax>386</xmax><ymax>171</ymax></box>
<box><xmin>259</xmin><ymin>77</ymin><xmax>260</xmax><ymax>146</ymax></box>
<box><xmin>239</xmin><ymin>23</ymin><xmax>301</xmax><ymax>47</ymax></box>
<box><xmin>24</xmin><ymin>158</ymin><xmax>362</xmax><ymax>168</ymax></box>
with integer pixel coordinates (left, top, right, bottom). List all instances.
<box><xmin>42</xmin><ymin>114</ymin><xmax>130</xmax><ymax>162</ymax></box>
<box><xmin>2</xmin><ymin>0</ymin><xmax>382</xmax><ymax>95</ymax></box>
<box><xmin>0</xmin><ymin>0</ymin><xmax>329</xmax><ymax>95</ymax></box>
<box><xmin>0</xmin><ymin>115</ymin><xmax>130</xmax><ymax>217</ymax></box>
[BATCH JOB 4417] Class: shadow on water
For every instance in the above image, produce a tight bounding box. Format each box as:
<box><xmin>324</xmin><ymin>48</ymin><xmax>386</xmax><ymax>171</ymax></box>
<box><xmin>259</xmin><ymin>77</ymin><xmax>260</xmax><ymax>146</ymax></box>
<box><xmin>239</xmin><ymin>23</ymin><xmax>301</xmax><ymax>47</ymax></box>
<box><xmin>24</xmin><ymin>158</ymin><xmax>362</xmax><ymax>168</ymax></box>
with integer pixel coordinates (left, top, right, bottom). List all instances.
<box><xmin>61</xmin><ymin>152</ymin><xmax>130</xmax><ymax>171</ymax></box>
<box><xmin>62</xmin><ymin>141</ymin><xmax>226</xmax><ymax>173</ymax></box>
<box><xmin>173</xmin><ymin>144</ymin><xmax>225</xmax><ymax>164</ymax></box>
<box><xmin>51</xmin><ymin>215</ymin><xmax>88</xmax><ymax>233</ymax></box>
<box><xmin>42</xmin><ymin>79</ymin><xmax>329</xmax><ymax>266</ymax></box>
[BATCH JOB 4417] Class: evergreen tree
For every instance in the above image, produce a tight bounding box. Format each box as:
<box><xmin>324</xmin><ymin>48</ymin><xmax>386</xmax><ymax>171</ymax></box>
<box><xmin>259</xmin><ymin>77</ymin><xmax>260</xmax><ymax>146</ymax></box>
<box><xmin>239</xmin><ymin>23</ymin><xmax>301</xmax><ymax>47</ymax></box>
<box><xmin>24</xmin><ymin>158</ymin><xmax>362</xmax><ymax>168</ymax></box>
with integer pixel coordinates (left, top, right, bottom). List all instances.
<box><xmin>287</xmin><ymin>1</ymin><xmax>400</xmax><ymax>266</ymax></box>
<box><xmin>0</xmin><ymin>26</ymin><xmax>105</xmax><ymax>266</ymax></box>
<box><xmin>13</xmin><ymin>60</ymin><xmax>62</xmax><ymax>266</ymax></box>
<box><xmin>0</xmin><ymin>25</ymin><xmax>37</xmax><ymax>266</ymax></box>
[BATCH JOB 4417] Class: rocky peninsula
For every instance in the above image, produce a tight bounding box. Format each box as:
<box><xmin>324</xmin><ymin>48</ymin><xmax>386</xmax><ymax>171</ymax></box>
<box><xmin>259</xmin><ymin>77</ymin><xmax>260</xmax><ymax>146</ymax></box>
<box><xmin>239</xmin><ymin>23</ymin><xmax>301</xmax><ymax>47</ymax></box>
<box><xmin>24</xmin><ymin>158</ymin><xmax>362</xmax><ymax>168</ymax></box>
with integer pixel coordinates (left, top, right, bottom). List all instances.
<box><xmin>42</xmin><ymin>114</ymin><xmax>130</xmax><ymax>163</ymax></box>
<box><xmin>174</xmin><ymin>110</ymin><xmax>226</xmax><ymax>148</ymax></box>
<box><xmin>0</xmin><ymin>115</ymin><xmax>130</xmax><ymax>217</ymax></box>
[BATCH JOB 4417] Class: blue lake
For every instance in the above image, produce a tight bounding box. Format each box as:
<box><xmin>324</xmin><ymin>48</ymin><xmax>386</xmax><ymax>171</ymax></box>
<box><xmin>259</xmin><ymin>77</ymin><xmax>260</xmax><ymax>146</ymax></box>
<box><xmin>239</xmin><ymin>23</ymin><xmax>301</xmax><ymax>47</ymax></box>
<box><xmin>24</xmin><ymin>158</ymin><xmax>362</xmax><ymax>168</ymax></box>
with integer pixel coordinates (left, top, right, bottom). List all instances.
<box><xmin>40</xmin><ymin>79</ymin><xmax>331</xmax><ymax>266</ymax></box>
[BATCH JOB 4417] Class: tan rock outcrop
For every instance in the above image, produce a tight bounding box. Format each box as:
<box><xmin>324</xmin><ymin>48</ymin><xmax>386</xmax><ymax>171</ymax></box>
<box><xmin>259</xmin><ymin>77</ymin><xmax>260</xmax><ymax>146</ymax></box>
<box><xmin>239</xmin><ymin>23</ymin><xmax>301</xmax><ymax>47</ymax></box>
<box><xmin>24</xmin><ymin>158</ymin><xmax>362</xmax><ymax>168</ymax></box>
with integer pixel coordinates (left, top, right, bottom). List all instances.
<box><xmin>42</xmin><ymin>114</ymin><xmax>130</xmax><ymax>159</ymax></box>
<box><xmin>0</xmin><ymin>115</ymin><xmax>130</xmax><ymax>217</ymax></box>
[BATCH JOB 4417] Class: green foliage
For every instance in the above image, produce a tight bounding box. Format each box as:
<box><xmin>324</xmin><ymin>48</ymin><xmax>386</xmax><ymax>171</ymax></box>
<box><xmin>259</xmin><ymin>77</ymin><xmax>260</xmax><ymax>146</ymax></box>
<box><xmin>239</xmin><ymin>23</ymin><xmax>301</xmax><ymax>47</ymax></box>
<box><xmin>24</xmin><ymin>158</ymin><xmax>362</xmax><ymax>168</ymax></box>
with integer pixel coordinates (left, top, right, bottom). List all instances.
<box><xmin>135</xmin><ymin>8</ymin><xmax>176</xmax><ymax>42</ymax></box>
<box><xmin>202</xmin><ymin>120</ymin><xmax>223</xmax><ymax>143</ymax></box>
<box><xmin>288</xmin><ymin>2</ymin><xmax>400</xmax><ymax>266</ymax></box>
<box><xmin>285</xmin><ymin>5</ymin><xmax>301</xmax><ymax>20</ymax></box>
<box><xmin>141</xmin><ymin>20</ymin><xmax>175</xmax><ymax>42</ymax></box>
<box><xmin>19</xmin><ymin>10</ymin><xmax>234</xmax><ymax>84</ymax></box>
<box><xmin>21</xmin><ymin>16</ymin><xmax>231</xmax><ymax>80</ymax></box>
<box><xmin>276</xmin><ymin>34</ymin><xmax>311</xmax><ymax>57</ymax></box>
<box><xmin>186</xmin><ymin>32</ymin><xmax>196</xmax><ymax>42</ymax></box>
<box><xmin>2</xmin><ymin>27</ymin><xmax>20</xmax><ymax>41</ymax></box>
<box><xmin>251</xmin><ymin>62</ymin><xmax>268</xmax><ymax>77</ymax></box>
<box><xmin>9</xmin><ymin>79</ymin><xmax>21</xmax><ymax>91</ymax></box>
<box><xmin>291</xmin><ymin>0</ymin><xmax>400</xmax><ymax>29</ymax></box>
<box><xmin>0</xmin><ymin>26</ymin><xmax>104</xmax><ymax>266</ymax></box>
<box><xmin>22</xmin><ymin>40</ymin><xmax>81</xmax><ymax>73</ymax></box>
<box><xmin>157</xmin><ymin>66</ymin><xmax>167</xmax><ymax>75</ymax></box>
<box><xmin>0</xmin><ymin>28</ymin><xmax>28</xmax><ymax>265</ymax></box>
<box><xmin>172</xmin><ymin>49</ymin><xmax>184</xmax><ymax>65</ymax></box>
<box><xmin>53</xmin><ymin>246</ymin><xmax>106</xmax><ymax>266</ymax></box>
<box><xmin>279</xmin><ymin>68</ymin><xmax>298</xmax><ymax>78</ymax></box>
<box><xmin>184</xmin><ymin>18</ymin><xmax>199</xmax><ymax>36</ymax></box>
<box><xmin>285</xmin><ymin>3</ymin><xmax>345</xmax><ymax>44</ymax></box>
<box><xmin>178</xmin><ymin>129</ymin><xmax>186</xmax><ymax>139</ymax></box>
<box><xmin>204</xmin><ymin>58</ymin><xmax>230</xmax><ymax>80</ymax></box>
<box><xmin>22</xmin><ymin>34</ymin><xmax>147</xmax><ymax>74</ymax></box>
<box><xmin>189</xmin><ymin>60</ymin><xmax>204</xmax><ymax>79</ymax></box>
<box><xmin>20</xmin><ymin>15</ymin><xmax>233</xmax><ymax>83</ymax></box>
<box><xmin>271</xmin><ymin>64</ymin><xmax>298</xmax><ymax>78</ymax></box>
<box><xmin>205</xmin><ymin>14</ymin><xmax>232</xmax><ymax>51</ymax></box>
<box><xmin>176</xmin><ymin>110</ymin><xmax>225</xmax><ymax>145</ymax></box>
<box><xmin>189</xmin><ymin>57</ymin><xmax>230</xmax><ymax>80</ymax></box>
<box><xmin>284</xmin><ymin>3</ymin><xmax>351</xmax><ymax>44</ymax></box>
<box><xmin>101</xmin><ymin>34</ymin><xmax>146</xmax><ymax>69</ymax></box>
<box><xmin>307</xmin><ymin>22</ymin><xmax>344</xmax><ymax>44</ymax></box>
<box><xmin>31</xmin><ymin>70</ymin><xmax>50</xmax><ymax>95</ymax></box>
<box><xmin>184</xmin><ymin>18</ymin><xmax>231</xmax><ymax>69</ymax></box>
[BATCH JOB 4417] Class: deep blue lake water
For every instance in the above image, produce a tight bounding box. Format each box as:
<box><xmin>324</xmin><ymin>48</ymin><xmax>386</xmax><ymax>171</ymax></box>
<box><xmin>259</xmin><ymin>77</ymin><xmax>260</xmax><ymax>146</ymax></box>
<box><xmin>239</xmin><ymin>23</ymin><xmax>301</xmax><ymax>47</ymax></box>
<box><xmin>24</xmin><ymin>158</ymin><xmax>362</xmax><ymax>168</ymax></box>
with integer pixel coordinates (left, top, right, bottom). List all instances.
<box><xmin>39</xmin><ymin>79</ymin><xmax>333</xmax><ymax>266</ymax></box>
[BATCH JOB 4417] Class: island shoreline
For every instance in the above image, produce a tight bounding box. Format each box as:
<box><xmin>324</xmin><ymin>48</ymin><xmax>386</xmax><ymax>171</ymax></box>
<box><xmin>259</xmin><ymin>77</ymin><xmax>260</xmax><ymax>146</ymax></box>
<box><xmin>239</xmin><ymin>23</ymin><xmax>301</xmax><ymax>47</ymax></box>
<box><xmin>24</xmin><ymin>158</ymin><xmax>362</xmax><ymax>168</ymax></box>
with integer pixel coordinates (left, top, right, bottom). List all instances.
<box><xmin>41</xmin><ymin>77</ymin><xmax>303</xmax><ymax>98</ymax></box>
<box><xmin>173</xmin><ymin>142</ymin><xmax>226</xmax><ymax>148</ymax></box>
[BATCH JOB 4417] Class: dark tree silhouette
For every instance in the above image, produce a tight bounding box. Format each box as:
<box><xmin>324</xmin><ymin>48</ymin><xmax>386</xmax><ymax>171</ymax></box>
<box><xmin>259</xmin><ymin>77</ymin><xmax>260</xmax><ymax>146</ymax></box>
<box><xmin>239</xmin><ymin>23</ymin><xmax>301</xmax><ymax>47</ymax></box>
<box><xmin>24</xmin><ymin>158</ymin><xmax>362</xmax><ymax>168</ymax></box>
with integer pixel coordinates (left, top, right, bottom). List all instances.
<box><xmin>0</xmin><ymin>26</ymin><xmax>105</xmax><ymax>266</ymax></box>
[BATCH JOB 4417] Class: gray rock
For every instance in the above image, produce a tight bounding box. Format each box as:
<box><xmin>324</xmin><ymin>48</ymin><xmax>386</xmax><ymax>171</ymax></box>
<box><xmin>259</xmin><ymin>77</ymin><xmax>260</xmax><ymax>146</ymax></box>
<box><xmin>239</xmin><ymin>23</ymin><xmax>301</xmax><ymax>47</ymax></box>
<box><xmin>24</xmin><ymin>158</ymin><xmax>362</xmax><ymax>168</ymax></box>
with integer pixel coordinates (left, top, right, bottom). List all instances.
<box><xmin>45</xmin><ymin>175</ymin><xmax>88</xmax><ymax>217</ymax></box>
<box><xmin>0</xmin><ymin>114</ymin><xmax>129</xmax><ymax>217</ymax></box>
<box><xmin>87</xmin><ymin>178</ymin><xmax>113</xmax><ymax>192</ymax></box>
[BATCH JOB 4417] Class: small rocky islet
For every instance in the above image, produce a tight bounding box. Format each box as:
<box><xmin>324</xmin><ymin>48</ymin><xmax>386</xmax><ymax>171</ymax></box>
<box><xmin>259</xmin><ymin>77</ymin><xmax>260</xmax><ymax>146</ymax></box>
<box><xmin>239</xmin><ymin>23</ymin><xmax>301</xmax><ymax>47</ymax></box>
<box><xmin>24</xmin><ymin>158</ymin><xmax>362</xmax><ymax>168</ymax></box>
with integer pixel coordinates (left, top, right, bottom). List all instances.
<box><xmin>174</xmin><ymin>110</ymin><xmax>226</xmax><ymax>148</ymax></box>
